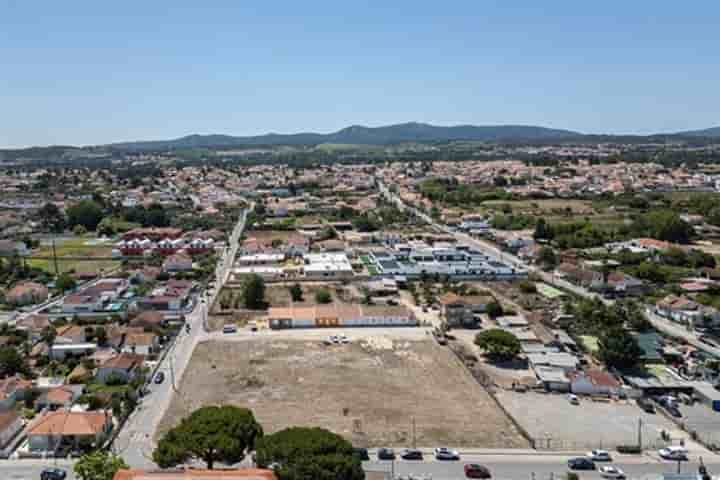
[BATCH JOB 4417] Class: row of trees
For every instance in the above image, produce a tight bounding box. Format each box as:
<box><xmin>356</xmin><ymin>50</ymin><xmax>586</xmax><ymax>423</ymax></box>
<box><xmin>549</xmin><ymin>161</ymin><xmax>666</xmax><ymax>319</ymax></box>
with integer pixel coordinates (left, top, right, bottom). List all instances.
<box><xmin>154</xmin><ymin>405</ymin><xmax>364</xmax><ymax>480</ymax></box>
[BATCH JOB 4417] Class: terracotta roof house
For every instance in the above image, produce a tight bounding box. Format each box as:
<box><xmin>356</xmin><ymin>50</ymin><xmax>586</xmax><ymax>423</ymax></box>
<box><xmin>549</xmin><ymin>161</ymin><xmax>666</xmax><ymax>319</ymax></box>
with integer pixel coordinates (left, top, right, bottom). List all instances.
<box><xmin>27</xmin><ymin>409</ymin><xmax>112</xmax><ymax>452</ymax></box>
<box><xmin>438</xmin><ymin>292</ymin><xmax>494</xmax><ymax>328</ymax></box>
<box><xmin>113</xmin><ymin>469</ymin><xmax>277</xmax><ymax>480</ymax></box>
<box><xmin>15</xmin><ymin>314</ymin><xmax>51</xmax><ymax>341</ymax></box>
<box><xmin>163</xmin><ymin>252</ymin><xmax>193</xmax><ymax>272</ymax></box>
<box><xmin>122</xmin><ymin>332</ymin><xmax>159</xmax><ymax>355</ymax></box>
<box><xmin>96</xmin><ymin>353</ymin><xmax>145</xmax><ymax>384</ymax></box>
<box><xmin>568</xmin><ymin>369</ymin><xmax>621</xmax><ymax>397</ymax></box>
<box><xmin>130</xmin><ymin>311</ymin><xmax>165</xmax><ymax>329</ymax></box>
<box><xmin>35</xmin><ymin>386</ymin><xmax>81</xmax><ymax>411</ymax></box>
<box><xmin>6</xmin><ymin>281</ymin><xmax>48</xmax><ymax>306</ymax></box>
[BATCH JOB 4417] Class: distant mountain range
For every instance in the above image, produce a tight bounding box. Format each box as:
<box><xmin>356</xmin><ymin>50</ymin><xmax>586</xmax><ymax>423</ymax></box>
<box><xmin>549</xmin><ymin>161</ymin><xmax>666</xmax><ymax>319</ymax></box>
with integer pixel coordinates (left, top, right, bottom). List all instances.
<box><xmin>2</xmin><ymin>122</ymin><xmax>720</xmax><ymax>158</ymax></box>
<box><xmin>673</xmin><ymin>126</ymin><xmax>720</xmax><ymax>138</ymax></box>
<box><xmin>109</xmin><ymin>122</ymin><xmax>582</xmax><ymax>150</ymax></box>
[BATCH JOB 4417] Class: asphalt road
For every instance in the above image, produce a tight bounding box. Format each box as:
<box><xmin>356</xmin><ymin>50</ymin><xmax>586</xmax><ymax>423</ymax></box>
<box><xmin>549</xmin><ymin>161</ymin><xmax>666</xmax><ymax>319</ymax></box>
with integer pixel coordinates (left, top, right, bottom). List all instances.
<box><xmin>0</xmin><ymin>460</ymin><xmax>76</xmax><ymax>480</ymax></box>
<box><xmin>111</xmin><ymin>206</ymin><xmax>250</xmax><ymax>468</ymax></box>
<box><xmin>365</xmin><ymin>454</ymin><xmax>720</xmax><ymax>480</ymax></box>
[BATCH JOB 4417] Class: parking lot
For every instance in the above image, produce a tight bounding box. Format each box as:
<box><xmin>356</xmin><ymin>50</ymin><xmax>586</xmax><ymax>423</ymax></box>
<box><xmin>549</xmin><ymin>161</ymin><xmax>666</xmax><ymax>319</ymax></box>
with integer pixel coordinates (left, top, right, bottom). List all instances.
<box><xmin>496</xmin><ymin>391</ymin><xmax>678</xmax><ymax>450</ymax></box>
<box><xmin>677</xmin><ymin>402</ymin><xmax>720</xmax><ymax>448</ymax></box>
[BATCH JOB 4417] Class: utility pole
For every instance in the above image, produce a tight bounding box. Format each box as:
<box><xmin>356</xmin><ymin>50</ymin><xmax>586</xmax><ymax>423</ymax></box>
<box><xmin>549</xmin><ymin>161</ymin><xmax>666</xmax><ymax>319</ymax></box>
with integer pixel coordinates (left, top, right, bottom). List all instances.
<box><xmin>412</xmin><ymin>417</ymin><xmax>416</xmax><ymax>449</ymax></box>
<box><xmin>638</xmin><ymin>417</ymin><xmax>642</xmax><ymax>451</ymax></box>
<box><xmin>51</xmin><ymin>237</ymin><xmax>59</xmax><ymax>276</ymax></box>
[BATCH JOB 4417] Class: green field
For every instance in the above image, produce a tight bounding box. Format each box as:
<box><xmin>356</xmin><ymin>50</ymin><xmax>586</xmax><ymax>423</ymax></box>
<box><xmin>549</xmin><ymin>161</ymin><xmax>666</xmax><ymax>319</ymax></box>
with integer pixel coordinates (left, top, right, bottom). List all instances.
<box><xmin>536</xmin><ymin>283</ymin><xmax>566</xmax><ymax>299</ymax></box>
<box><xmin>28</xmin><ymin>237</ymin><xmax>119</xmax><ymax>274</ymax></box>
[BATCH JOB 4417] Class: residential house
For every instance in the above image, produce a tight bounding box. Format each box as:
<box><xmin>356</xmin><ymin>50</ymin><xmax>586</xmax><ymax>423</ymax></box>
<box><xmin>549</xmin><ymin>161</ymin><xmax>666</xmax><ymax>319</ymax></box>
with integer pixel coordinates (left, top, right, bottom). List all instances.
<box><xmin>0</xmin><ymin>376</ymin><xmax>33</xmax><ymax>410</ymax></box>
<box><xmin>26</xmin><ymin>410</ymin><xmax>113</xmax><ymax>452</ymax></box>
<box><xmin>654</xmin><ymin>295</ymin><xmax>713</xmax><ymax>327</ymax></box>
<box><xmin>96</xmin><ymin>353</ymin><xmax>145</xmax><ymax>384</ymax></box>
<box><xmin>35</xmin><ymin>386</ymin><xmax>82</xmax><ymax>411</ymax></box>
<box><xmin>122</xmin><ymin>332</ymin><xmax>159</xmax><ymax>356</ymax></box>
<box><xmin>0</xmin><ymin>240</ymin><xmax>28</xmax><ymax>256</ymax></box>
<box><xmin>6</xmin><ymin>281</ymin><xmax>48</xmax><ymax>306</ymax></box>
<box><xmin>163</xmin><ymin>252</ymin><xmax>193</xmax><ymax>272</ymax></box>
<box><xmin>55</xmin><ymin>325</ymin><xmax>87</xmax><ymax>344</ymax></box>
<box><xmin>60</xmin><ymin>294</ymin><xmax>104</xmax><ymax>314</ymax></box>
<box><xmin>556</xmin><ymin>263</ymin><xmax>605</xmax><ymax>290</ymax></box>
<box><xmin>438</xmin><ymin>292</ymin><xmax>494</xmax><ymax>328</ymax></box>
<box><xmin>569</xmin><ymin>369</ymin><xmax>622</xmax><ymax>397</ymax></box>
<box><xmin>129</xmin><ymin>311</ymin><xmax>165</xmax><ymax>329</ymax></box>
<box><xmin>0</xmin><ymin>410</ymin><xmax>23</xmax><ymax>448</ymax></box>
<box><xmin>15</xmin><ymin>314</ymin><xmax>51</xmax><ymax>342</ymax></box>
<box><xmin>49</xmin><ymin>342</ymin><xmax>97</xmax><ymax>361</ymax></box>
<box><xmin>606</xmin><ymin>271</ymin><xmax>645</xmax><ymax>296</ymax></box>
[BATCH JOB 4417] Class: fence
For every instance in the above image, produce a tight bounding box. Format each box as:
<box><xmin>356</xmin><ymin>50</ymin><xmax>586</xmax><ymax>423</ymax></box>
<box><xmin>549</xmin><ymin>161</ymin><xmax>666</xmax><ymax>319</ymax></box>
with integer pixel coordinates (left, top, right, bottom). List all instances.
<box><xmin>532</xmin><ymin>437</ymin><xmax>669</xmax><ymax>451</ymax></box>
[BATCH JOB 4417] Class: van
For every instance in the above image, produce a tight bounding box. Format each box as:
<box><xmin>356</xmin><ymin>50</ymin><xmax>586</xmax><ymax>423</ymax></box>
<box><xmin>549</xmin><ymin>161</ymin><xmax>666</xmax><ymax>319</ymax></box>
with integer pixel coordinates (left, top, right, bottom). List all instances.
<box><xmin>222</xmin><ymin>324</ymin><xmax>238</xmax><ymax>334</ymax></box>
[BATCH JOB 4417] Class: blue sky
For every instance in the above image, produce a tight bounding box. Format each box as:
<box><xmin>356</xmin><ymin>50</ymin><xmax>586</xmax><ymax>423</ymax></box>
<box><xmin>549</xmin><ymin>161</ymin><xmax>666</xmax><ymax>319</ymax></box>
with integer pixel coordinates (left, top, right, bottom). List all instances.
<box><xmin>1</xmin><ymin>1</ymin><xmax>718</xmax><ymax>147</ymax></box>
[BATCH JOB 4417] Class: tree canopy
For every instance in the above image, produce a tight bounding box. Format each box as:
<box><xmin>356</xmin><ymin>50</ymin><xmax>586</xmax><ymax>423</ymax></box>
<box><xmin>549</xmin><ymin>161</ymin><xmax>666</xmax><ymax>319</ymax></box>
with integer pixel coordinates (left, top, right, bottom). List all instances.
<box><xmin>74</xmin><ymin>451</ymin><xmax>128</xmax><ymax>480</ymax></box>
<box><xmin>153</xmin><ymin>405</ymin><xmax>263</xmax><ymax>469</ymax></box>
<box><xmin>242</xmin><ymin>274</ymin><xmax>266</xmax><ymax>309</ymax></box>
<box><xmin>598</xmin><ymin>327</ymin><xmax>643</xmax><ymax>370</ymax></box>
<box><xmin>474</xmin><ymin>329</ymin><xmax>521</xmax><ymax>360</ymax></box>
<box><xmin>67</xmin><ymin>200</ymin><xmax>104</xmax><ymax>231</ymax></box>
<box><xmin>255</xmin><ymin>427</ymin><xmax>364</xmax><ymax>480</ymax></box>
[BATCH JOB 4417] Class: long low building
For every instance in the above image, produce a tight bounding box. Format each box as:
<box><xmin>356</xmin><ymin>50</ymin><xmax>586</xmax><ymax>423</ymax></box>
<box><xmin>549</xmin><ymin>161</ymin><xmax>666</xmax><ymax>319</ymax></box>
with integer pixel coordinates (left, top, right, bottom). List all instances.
<box><xmin>267</xmin><ymin>304</ymin><xmax>416</xmax><ymax>329</ymax></box>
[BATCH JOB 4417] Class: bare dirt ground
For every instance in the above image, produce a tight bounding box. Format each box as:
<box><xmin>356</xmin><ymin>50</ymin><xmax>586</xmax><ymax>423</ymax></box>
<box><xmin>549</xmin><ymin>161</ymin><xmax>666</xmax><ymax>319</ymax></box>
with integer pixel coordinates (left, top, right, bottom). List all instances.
<box><xmin>157</xmin><ymin>337</ymin><xmax>529</xmax><ymax>448</ymax></box>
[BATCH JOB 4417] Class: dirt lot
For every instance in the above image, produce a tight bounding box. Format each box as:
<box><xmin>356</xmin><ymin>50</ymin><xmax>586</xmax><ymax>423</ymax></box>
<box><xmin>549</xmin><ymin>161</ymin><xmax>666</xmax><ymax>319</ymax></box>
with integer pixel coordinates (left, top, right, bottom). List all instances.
<box><xmin>243</xmin><ymin>230</ymin><xmax>296</xmax><ymax>242</ymax></box>
<box><xmin>158</xmin><ymin>338</ymin><xmax>529</xmax><ymax>448</ymax></box>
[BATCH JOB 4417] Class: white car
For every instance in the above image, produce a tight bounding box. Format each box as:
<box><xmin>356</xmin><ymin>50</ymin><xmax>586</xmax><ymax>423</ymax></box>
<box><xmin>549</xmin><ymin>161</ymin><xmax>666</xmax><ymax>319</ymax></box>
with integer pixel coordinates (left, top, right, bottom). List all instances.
<box><xmin>339</xmin><ymin>334</ymin><xmax>350</xmax><ymax>344</ymax></box>
<box><xmin>599</xmin><ymin>466</ymin><xmax>625</xmax><ymax>479</ymax></box>
<box><xmin>567</xmin><ymin>394</ymin><xmax>580</xmax><ymax>405</ymax></box>
<box><xmin>434</xmin><ymin>447</ymin><xmax>460</xmax><ymax>460</ymax></box>
<box><xmin>659</xmin><ymin>446</ymin><xmax>688</xmax><ymax>461</ymax></box>
<box><xmin>587</xmin><ymin>450</ymin><xmax>612</xmax><ymax>461</ymax></box>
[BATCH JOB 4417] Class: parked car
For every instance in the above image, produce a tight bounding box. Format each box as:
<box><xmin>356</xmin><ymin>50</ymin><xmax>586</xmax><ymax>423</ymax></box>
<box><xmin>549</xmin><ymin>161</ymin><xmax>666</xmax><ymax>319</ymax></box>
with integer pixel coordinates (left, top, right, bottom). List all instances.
<box><xmin>658</xmin><ymin>446</ymin><xmax>688</xmax><ymax>461</ymax></box>
<box><xmin>378</xmin><ymin>448</ymin><xmax>396</xmax><ymax>460</ymax></box>
<box><xmin>401</xmin><ymin>448</ymin><xmax>424</xmax><ymax>460</ymax></box>
<box><xmin>567</xmin><ymin>393</ymin><xmax>580</xmax><ymax>405</ymax></box>
<box><xmin>435</xmin><ymin>447</ymin><xmax>460</xmax><ymax>461</ymax></box>
<box><xmin>41</xmin><ymin>469</ymin><xmax>67</xmax><ymax>480</ymax></box>
<box><xmin>587</xmin><ymin>450</ymin><xmax>612</xmax><ymax>462</ymax></box>
<box><xmin>154</xmin><ymin>371</ymin><xmax>165</xmax><ymax>384</ymax></box>
<box><xmin>567</xmin><ymin>457</ymin><xmax>595</xmax><ymax>470</ymax></box>
<box><xmin>599</xmin><ymin>466</ymin><xmax>626</xmax><ymax>479</ymax></box>
<box><xmin>464</xmin><ymin>464</ymin><xmax>492</xmax><ymax>479</ymax></box>
<box><xmin>353</xmin><ymin>448</ymin><xmax>370</xmax><ymax>461</ymax></box>
<box><xmin>222</xmin><ymin>324</ymin><xmax>237</xmax><ymax>334</ymax></box>
<box><xmin>637</xmin><ymin>397</ymin><xmax>655</xmax><ymax>413</ymax></box>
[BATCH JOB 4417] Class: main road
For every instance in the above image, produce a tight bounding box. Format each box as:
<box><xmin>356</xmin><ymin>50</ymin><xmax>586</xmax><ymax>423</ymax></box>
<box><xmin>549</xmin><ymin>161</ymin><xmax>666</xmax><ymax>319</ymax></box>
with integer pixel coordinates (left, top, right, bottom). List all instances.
<box><xmin>111</xmin><ymin>205</ymin><xmax>250</xmax><ymax>468</ymax></box>
<box><xmin>365</xmin><ymin>452</ymin><xmax>719</xmax><ymax>480</ymax></box>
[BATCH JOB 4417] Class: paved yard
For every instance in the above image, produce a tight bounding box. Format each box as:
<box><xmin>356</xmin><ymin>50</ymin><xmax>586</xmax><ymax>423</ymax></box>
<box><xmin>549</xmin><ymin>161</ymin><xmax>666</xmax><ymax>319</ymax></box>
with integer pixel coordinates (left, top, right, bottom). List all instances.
<box><xmin>677</xmin><ymin>402</ymin><xmax>720</xmax><ymax>448</ymax></box>
<box><xmin>496</xmin><ymin>391</ymin><xmax>678</xmax><ymax>450</ymax></box>
<box><xmin>158</xmin><ymin>337</ymin><xmax>529</xmax><ymax>448</ymax></box>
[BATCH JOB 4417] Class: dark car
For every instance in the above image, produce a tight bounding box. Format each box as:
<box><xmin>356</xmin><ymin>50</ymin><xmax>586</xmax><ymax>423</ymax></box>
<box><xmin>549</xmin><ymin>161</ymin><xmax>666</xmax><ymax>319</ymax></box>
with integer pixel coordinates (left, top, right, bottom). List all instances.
<box><xmin>377</xmin><ymin>448</ymin><xmax>396</xmax><ymax>460</ymax></box>
<box><xmin>568</xmin><ymin>457</ymin><xmax>596</xmax><ymax>470</ymax></box>
<box><xmin>353</xmin><ymin>448</ymin><xmax>370</xmax><ymax>461</ymax></box>
<box><xmin>154</xmin><ymin>371</ymin><xmax>165</xmax><ymax>384</ymax></box>
<box><xmin>41</xmin><ymin>468</ymin><xmax>68</xmax><ymax>480</ymax></box>
<box><xmin>637</xmin><ymin>398</ymin><xmax>655</xmax><ymax>414</ymax></box>
<box><xmin>401</xmin><ymin>448</ymin><xmax>423</xmax><ymax>460</ymax></box>
<box><xmin>465</xmin><ymin>464</ymin><xmax>492</xmax><ymax>479</ymax></box>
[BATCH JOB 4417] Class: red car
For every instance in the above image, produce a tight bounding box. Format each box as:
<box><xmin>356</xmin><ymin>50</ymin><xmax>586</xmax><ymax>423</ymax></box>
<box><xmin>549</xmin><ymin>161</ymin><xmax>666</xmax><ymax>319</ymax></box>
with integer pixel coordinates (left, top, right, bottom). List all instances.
<box><xmin>465</xmin><ymin>464</ymin><xmax>491</xmax><ymax>479</ymax></box>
